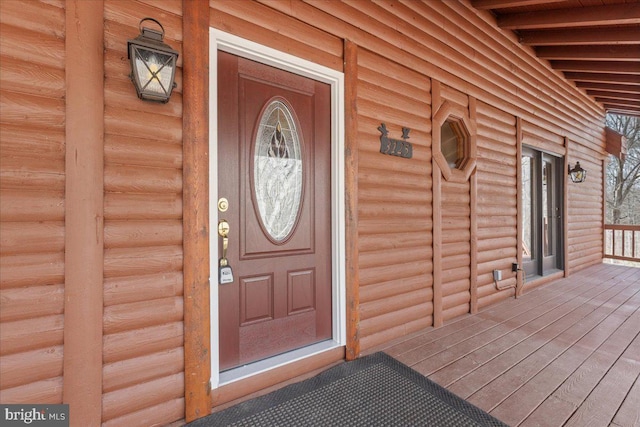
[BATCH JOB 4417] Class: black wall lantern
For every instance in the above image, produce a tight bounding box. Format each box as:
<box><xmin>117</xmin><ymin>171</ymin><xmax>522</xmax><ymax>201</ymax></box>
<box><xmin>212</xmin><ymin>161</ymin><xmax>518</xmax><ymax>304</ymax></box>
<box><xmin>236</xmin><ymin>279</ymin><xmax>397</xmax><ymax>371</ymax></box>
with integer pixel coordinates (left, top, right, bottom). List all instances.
<box><xmin>128</xmin><ymin>18</ymin><xmax>178</xmax><ymax>103</ymax></box>
<box><xmin>568</xmin><ymin>162</ymin><xmax>587</xmax><ymax>183</ymax></box>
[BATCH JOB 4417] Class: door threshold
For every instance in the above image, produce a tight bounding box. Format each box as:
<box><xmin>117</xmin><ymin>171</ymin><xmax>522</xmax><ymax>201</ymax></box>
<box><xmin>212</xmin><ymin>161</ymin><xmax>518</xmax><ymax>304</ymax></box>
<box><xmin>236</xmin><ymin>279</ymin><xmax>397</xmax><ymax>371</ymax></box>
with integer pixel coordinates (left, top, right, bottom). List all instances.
<box><xmin>219</xmin><ymin>340</ymin><xmax>339</xmax><ymax>386</ymax></box>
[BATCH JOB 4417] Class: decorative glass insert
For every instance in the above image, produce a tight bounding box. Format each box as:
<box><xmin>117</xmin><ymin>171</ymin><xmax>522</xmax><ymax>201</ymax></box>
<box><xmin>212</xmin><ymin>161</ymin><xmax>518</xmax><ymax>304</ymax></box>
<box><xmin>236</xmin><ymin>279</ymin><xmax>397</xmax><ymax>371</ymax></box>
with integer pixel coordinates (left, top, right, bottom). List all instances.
<box><xmin>253</xmin><ymin>99</ymin><xmax>303</xmax><ymax>242</ymax></box>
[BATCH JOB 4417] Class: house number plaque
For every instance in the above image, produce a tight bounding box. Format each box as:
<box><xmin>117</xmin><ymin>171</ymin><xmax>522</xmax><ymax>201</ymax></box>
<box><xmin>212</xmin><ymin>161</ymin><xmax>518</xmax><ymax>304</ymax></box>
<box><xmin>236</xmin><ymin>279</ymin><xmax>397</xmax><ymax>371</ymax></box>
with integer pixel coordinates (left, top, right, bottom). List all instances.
<box><xmin>378</xmin><ymin>123</ymin><xmax>412</xmax><ymax>159</ymax></box>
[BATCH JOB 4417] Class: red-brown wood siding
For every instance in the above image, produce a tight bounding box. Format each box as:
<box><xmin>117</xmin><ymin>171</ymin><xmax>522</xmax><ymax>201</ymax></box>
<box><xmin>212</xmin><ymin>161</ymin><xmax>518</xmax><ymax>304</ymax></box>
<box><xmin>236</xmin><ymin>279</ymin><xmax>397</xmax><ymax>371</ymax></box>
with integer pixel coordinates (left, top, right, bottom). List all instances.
<box><xmin>439</xmin><ymin>86</ymin><xmax>473</xmax><ymax>322</ymax></box>
<box><xmin>219</xmin><ymin>0</ymin><xmax>603</xmax><ymax>356</ymax></box>
<box><xmin>355</xmin><ymin>48</ymin><xmax>433</xmax><ymax>352</ymax></box>
<box><xmin>567</xmin><ymin>147</ymin><xmax>605</xmax><ymax>274</ymax></box>
<box><xmin>476</xmin><ymin>101</ymin><xmax>518</xmax><ymax>308</ymax></box>
<box><xmin>0</xmin><ymin>0</ymin><xmax>611</xmax><ymax>425</ymax></box>
<box><xmin>101</xmin><ymin>1</ymin><xmax>184</xmax><ymax>425</ymax></box>
<box><xmin>0</xmin><ymin>0</ymin><xmax>66</xmax><ymax>404</ymax></box>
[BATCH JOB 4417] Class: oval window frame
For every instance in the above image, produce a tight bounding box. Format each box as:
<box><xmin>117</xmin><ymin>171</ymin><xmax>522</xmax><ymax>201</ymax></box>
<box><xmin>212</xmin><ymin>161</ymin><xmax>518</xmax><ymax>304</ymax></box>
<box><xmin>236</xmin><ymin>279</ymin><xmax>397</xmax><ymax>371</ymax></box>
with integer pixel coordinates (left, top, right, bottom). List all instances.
<box><xmin>250</xmin><ymin>96</ymin><xmax>306</xmax><ymax>245</ymax></box>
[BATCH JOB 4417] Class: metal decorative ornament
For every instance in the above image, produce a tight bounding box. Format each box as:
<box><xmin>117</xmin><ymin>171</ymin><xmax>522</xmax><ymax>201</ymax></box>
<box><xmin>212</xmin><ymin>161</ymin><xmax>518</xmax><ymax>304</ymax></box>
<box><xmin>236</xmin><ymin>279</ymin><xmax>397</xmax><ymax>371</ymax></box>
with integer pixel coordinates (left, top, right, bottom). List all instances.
<box><xmin>378</xmin><ymin>123</ymin><xmax>413</xmax><ymax>159</ymax></box>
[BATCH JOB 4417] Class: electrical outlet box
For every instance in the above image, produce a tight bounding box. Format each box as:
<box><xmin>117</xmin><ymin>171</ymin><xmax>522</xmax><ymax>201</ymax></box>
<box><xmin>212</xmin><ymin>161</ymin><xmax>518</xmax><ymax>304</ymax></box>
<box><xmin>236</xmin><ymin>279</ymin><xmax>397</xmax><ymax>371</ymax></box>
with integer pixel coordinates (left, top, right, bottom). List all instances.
<box><xmin>512</xmin><ymin>263</ymin><xmax>518</xmax><ymax>272</ymax></box>
<box><xmin>493</xmin><ymin>269</ymin><xmax>502</xmax><ymax>281</ymax></box>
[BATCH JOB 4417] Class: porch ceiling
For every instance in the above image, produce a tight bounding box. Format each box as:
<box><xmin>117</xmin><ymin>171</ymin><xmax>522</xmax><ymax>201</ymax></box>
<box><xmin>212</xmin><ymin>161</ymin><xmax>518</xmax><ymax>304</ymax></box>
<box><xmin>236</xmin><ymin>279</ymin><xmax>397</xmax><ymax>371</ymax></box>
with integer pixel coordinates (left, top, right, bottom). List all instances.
<box><xmin>471</xmin><ymin>0</ymin><xmax>640</xmax><ymax>117</ymax></box>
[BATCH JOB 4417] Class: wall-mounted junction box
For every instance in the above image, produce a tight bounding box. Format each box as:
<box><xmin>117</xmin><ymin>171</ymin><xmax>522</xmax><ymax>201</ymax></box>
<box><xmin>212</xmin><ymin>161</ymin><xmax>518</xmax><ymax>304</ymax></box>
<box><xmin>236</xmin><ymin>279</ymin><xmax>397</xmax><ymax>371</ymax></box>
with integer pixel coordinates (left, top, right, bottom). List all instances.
<box><xmin>493</xmin><ymin>269</ymin><xmax>502</xmax><ymax>281</ymax></box>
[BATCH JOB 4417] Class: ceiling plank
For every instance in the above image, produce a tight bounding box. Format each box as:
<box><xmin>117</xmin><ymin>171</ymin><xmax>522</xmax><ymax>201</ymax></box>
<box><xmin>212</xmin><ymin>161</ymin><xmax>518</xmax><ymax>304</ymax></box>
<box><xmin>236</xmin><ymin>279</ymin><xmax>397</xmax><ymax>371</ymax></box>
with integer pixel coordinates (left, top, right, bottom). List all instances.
<box><xmin>594</xmin><ymin>97</ymin><xmax>640</xmax><ymax>108</ymax></box>
<box><xmin>519</xmin><ymin>27</ymin><xmax>640</xmax><ymax>46</ymax></box>
<box><xmin>564</xmin><ymin>72</ymin><xmax>640</xmax><ymax>85</ymax></box>
<box><xmin>575</xmin><ymin>82</ymin><xmax>640</xmax><ymax>94</ymax></box>
<box><xmin>536</xmin><ymin>45</ymin><xmax>640</xmax><ymax>61</ymax></box>
<box><xmin>551</xmin><ymin>60</ymin><xmax>640</xmax><ymax>74</ymax></box>
<box><xmin>586</xmin><ymin>90</ymin><xmax>640</xmax><ymax>101</ymax></box>
<box><xmin>497</xmin><ymin>4</ymin><xmax>640</xmax><ymax>29</ymax></box>
<box><xmin>604</xmin><ymin>105</ymin><xmax>640</xmax><ymax>115</ymax></box>
<box><xmin>472</xmin><ymin>0</ymin><xmax>567</xmax><ymax>9</ymax></box>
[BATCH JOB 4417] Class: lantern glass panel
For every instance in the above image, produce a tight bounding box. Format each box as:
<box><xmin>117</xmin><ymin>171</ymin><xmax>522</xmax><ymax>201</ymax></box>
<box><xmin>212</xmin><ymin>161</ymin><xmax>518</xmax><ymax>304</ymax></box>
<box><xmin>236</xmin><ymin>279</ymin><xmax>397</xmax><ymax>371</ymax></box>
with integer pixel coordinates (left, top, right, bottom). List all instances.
<box><xmin>132</xmin><ymin>46</ymin><xmax>175</xmax><ymax>98</ymax></box>
<box><xmin>571</xmin><ymin>169</ymin><xmax>586</xmax><ymax>183</ymax></box>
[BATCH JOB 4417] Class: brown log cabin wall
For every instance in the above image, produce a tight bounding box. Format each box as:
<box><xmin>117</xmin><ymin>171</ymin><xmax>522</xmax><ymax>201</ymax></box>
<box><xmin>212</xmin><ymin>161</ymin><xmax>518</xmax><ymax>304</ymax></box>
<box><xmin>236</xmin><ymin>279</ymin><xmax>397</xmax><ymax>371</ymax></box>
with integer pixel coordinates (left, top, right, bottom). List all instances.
<box><xmin>101</xmin><ymin>1</ymin><xmax>185</xmax><ymax>425</ymax></box>
<box><xmin>0</xmin><ymin>0</ymin><xmax>66</xmax><ymax>404</ymax></box>
<box><xmin>0</xmin><ymin>0</ymin><xmax>607</xmax><ymax>425</ymax></box>
<box><xmin>436</xmin><ymin>84</ymin><xmax>474</xmax><ymax>324</ymax></box>
<box><xmin>0</xmin><ymin>0</ymin><xmax>186</xmax><ymax>425</ymax></box>
<box><xmin>355</xmin><ymin>49</ymin><xmax>433</xmax><ymax>351</ymax></box>
<box><xmin>476</xmin><ymin>101</ymin><xmax>518</xmax><ymax>308</ymax></box>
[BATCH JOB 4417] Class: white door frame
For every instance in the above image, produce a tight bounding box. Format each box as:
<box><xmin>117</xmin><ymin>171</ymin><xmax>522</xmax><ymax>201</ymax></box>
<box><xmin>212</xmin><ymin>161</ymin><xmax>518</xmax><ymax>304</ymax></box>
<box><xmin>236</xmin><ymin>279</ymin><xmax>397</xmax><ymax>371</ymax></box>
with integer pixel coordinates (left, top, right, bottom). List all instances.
<box><xmin>208</xmin><ymin>28</ymin><xmax>346</xmax><ymax>389</ymax></box>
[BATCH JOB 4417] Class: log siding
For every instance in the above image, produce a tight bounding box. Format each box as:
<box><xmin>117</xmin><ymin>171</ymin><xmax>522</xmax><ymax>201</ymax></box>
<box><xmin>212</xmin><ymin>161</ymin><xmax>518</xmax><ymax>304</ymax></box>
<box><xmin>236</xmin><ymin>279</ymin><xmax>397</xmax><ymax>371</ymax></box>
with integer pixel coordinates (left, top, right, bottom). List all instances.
<box><xmin>0</xmin><ymin>0</ymin><xmax>66</xmax><ymax>405</ymax></box>
<box><xmin>101</xmin><ymin>1</ymin><xmax>186</xmax><ymax>425</ymax></box>
<box><xmin>0</xmin><ymin>1</ymin><xmax>609</xmax><ymax>425</ymax></box>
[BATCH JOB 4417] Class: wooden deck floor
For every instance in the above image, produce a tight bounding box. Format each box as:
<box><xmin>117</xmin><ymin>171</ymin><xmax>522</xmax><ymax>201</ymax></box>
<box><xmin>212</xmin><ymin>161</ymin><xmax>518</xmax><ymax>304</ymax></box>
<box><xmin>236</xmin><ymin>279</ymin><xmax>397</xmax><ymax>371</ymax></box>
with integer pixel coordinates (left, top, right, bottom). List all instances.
<box><xmin>371</xmin><ymin>263</ymin><xmax>640</xmax><ymax>427</ymax></box>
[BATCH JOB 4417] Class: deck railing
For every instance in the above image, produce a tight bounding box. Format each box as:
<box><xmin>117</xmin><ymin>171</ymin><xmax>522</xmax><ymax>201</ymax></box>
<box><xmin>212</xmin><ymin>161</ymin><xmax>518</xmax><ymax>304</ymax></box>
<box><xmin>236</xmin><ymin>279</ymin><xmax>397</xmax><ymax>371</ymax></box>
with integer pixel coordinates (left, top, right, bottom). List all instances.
<box><xmin>604</xmin><ymin>224</ymin><xmax>640</xmax><ymax>262</ymax></box>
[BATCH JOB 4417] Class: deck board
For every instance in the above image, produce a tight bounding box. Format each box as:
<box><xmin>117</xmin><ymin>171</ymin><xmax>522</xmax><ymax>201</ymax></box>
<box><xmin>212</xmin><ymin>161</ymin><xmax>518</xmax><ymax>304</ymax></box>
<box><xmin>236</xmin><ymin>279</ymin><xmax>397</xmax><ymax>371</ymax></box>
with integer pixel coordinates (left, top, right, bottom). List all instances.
<box><xmin>372</xmin><ymin>263</ymin><xmax>640</xmax><ymax>426</ymax></box>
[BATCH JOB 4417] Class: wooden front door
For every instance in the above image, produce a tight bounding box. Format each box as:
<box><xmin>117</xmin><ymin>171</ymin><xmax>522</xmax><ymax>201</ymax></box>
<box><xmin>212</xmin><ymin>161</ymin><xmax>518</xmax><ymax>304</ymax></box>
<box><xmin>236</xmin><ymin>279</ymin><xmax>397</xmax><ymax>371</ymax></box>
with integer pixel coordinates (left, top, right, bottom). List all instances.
<box><xmin>217</xmin><ymin>51</ymin><xmax>332</xmax><ymax>371</ymax></box>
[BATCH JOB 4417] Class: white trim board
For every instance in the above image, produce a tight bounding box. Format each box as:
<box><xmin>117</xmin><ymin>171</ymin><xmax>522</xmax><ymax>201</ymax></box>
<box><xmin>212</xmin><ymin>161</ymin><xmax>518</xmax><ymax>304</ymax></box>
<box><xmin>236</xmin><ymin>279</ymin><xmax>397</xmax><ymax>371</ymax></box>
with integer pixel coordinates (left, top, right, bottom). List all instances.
<box><xmin>208</xmin><ymin>28</ymin><xmax>346</xmax><ymax>389</ymax></box>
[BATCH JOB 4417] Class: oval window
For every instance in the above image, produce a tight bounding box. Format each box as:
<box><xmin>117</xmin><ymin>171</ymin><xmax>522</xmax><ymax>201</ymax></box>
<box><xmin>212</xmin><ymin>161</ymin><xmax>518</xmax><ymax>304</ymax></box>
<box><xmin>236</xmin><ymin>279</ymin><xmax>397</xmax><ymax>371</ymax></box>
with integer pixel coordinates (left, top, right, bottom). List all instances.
<box><xmin>253</xmin><ymin>99</ymin><xmax>303</xmax><ymax>242</ymax></box>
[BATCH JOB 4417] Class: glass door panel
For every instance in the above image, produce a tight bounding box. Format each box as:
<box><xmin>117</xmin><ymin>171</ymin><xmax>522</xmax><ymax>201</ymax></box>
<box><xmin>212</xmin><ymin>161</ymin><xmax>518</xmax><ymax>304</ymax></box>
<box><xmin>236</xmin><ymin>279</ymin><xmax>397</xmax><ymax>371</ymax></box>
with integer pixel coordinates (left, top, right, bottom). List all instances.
<box><xmin>521</xmin><ymin>154</ymin><xmax>536</xmax><ymax>276</ymax></box>
<box><xmin>542</xmin><ymin>159</ymin><xmax>552</xmax><ymax>257</ymax></box>
<box><xmin>521</xmin><ymin>148</ymin><xmax>563</xmax><ymax>278</ymax></box>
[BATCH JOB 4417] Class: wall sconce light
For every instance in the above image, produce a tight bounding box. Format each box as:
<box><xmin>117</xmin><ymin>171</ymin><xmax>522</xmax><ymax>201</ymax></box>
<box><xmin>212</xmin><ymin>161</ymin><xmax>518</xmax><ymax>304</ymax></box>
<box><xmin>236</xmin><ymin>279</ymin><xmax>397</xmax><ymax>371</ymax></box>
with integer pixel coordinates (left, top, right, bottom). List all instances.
<box><xmin>127</xmin><ymin>18</ymin><xmax>178</xmax><ymax>103</ymax></box>
<box><xmin>568</xmin><ymin>162</ymin><xmax>587</xmax><ymax>183</ymax></box>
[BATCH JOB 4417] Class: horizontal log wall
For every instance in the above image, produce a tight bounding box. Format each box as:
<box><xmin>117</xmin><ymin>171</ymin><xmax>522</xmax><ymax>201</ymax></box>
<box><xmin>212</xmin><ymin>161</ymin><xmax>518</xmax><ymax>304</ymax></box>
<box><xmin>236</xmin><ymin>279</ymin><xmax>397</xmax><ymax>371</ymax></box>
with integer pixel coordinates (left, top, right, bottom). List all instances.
<box><xmin>439</xmin><ymin>87</ymin><xmax>472</xmax><ymax>322</ymax></box>
<box><xmin>101</xmin><ymin>1</ymin><xmax>184</xmax><ymax>425</ymax></box>
<box><xmin>356</xmin><ymin>49</ymin><xmax>433</xmax><ymax>352</ymax></box>
<box><xmin>567</xmin><ymin>146</ymin><xmax>605</xmax><ymax>274</ymax></box>
<box><xmin>476</xmin><ymin>101</ymin><xmax>518</xmax><ymax>308</ymax></box>
<box><xmin>0</xmin><ymin>0</ymin><xmax>66</xmax><ymax>404</ymax></box>
<box><xmin>0</xmin><ymin>0</ymin><xmax>610</xmax><ymax>424</ymax></box>
<box><xmin>246</xmin><ymin>0</ymin><xmax>607</xmax><ymax>340</ymax></box>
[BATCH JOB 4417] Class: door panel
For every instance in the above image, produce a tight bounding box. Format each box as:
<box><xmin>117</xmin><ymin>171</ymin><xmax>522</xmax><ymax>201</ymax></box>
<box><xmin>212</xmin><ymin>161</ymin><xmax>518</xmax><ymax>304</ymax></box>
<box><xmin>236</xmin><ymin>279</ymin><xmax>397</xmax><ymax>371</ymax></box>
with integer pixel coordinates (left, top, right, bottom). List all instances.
<box><xmin>521</xmin><ymin>147</ymin><xmax>563</xmax><ymax>277</ymax></box>
<box><xmin>217</xmin><ymin>51</ymin><xmax>332</xmax><ymax>371</ymax></box>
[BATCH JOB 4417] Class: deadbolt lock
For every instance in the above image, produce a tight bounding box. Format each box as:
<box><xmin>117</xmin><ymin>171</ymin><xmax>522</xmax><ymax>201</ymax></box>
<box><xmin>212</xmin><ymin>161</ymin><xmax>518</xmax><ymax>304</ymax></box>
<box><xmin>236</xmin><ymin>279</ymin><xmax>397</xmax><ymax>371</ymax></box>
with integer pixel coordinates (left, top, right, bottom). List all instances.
<box><xmin>218</xmin><ymin>197</ymin><xmax>229</xmax><ymax>212</ymax></box>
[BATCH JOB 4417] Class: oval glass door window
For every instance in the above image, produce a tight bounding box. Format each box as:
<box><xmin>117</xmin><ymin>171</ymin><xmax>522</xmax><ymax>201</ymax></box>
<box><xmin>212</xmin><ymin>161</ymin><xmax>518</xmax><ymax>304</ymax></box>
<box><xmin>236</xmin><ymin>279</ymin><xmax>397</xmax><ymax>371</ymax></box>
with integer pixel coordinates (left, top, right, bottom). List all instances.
<box><xmin>253</xmin><ymin>99</ymin><xmax>303</xmax><ymax>243</ymax></box>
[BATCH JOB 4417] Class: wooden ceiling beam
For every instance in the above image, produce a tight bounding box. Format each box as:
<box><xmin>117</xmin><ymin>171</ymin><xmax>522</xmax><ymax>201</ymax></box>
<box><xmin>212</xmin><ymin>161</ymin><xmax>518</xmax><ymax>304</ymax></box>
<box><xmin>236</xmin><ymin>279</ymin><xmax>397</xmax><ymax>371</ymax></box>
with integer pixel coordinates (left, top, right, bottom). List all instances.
<box><xmin>604</xmin><ymin>106</ymin><xmax>640</xmax><ymax>116</ymax></box>
<box><xmin>519</xmin><ymin>27</ymin><xmax>640</xmax><ymax>46</ymax></box>
<box><xmin>575</xmin><ymin>82</ymin><xmax>640</xmax><ymax>94</ymax></box>
<box><xmin>498</xmin><ymin>4</ymin><xmax>640</xmax><ymax>29</ymax></box>
<box><xmin>551</xmin><ymin>60</ymin><xmax>640</xmax><ymax>74</ymax></box>
<box><xmin>587</xmin><ymin>90</ymin><xmax>640</xmax><ymax>101</ymax></box>
<box><xmin>564</xmin><ymin>72</ymin><xmax>640</xmax><ymax>85</ymax></box>
<box><xmin>472</xmin><ymin>0</ymin><xmax>566</xmax><ymax>10</ymax></box>
<box><xmin>595</xmin><ymin>97</ymin><xmax>640</xmax><ymax>108</ymax></box>
<box><xmin>536</xmin><ymin>45</ymin><xmax>640</xmax><ymax>61</ymax></box>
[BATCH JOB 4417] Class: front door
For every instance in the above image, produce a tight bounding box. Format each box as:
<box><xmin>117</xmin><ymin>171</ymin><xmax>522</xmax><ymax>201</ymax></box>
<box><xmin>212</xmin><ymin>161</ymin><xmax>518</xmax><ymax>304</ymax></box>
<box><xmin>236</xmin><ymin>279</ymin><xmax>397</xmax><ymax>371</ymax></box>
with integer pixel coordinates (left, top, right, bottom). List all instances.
<box><xmin>217</xmin><ymin>51</ymin><xmax>332</xmax><ymax>371</ymax></box>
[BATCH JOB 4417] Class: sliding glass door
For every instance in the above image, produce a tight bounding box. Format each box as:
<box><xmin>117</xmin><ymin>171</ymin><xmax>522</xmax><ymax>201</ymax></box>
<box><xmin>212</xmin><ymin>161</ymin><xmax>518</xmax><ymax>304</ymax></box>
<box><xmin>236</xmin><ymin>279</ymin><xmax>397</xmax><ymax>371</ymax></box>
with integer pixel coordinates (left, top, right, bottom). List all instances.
<box><xmin>522</xmin><ymin>148</ymin><xmax>563</xmax><ymax>277</ymax></box>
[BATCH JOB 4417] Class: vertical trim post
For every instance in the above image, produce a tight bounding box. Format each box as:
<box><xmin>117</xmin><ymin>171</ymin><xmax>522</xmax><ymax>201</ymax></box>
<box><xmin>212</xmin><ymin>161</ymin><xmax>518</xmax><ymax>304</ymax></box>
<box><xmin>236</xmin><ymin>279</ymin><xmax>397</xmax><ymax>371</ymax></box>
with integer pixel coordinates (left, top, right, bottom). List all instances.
<box><xmin>515</xmin><ymin>117</ymin><xmax>523</xmax><ymax>294</ymax></box>
<box><xmin>602</xmin><ymin>156</ymin><xmax>608</xmax><ymax>262</ymax></box>
<box><xmin>469</xmin><ymin>97</ymin><xmax>478</xmax><ymax>313</ymax></box>
<box><xmin>183</xmin><ymin>0</ymin><xmax>212</xmax><ymax>421</ymax></box>
<box><xmin>64</xmin><ymin>1</ymin><xmax>104</xmax><ymax>424</ymax></box>
<box><xmin>344</xmin><ymin>40</ymin><xmax>360</xmax><ymax>361</ymax></box>
<box><xmin>564</xmin><ymin>137</ymin><xmax>570</xmax><ymax>276</ymax></box>
<box><xmin>431</xmin><ymin>80</ymin><xmax>443</xmax><ymax>328</ymax></box>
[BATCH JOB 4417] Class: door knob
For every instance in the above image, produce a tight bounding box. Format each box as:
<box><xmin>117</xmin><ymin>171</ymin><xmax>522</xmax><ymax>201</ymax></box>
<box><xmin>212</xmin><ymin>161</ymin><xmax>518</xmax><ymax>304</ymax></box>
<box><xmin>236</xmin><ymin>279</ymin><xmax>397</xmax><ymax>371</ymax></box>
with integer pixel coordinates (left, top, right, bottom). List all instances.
<box><xmin>218</xmin><ymin>219</ymin><xmax>230</xmax><ymax>238</ymax></box>
<box><xmin>218</xmin><ymin>219</ymin><xmax>233</xmax><ymax>284</ymax></box>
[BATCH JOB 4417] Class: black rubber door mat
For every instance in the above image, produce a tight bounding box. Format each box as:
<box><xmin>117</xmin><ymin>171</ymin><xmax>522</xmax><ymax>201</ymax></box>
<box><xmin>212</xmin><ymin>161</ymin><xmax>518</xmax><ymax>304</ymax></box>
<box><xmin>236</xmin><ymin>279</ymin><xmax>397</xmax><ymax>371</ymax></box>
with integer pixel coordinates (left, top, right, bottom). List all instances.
<box><xmin>188</xmin><ymin>352</ymin><xmax>508</xmax><ymax>427</ymax></box>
